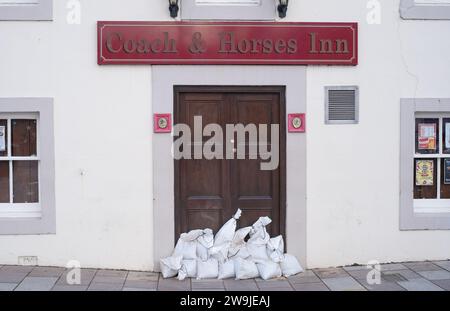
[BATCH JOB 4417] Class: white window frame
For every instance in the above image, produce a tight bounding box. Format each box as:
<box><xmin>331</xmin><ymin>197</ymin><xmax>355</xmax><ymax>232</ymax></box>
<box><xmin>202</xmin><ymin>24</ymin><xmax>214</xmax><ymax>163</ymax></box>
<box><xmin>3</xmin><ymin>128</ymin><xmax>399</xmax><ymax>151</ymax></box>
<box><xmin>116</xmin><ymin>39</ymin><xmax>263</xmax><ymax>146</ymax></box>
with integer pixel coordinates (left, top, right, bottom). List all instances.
<box><xmin>0</xmin><ymin>98</ymin><xmax>55</xmax><ymax>235</ymax></box>
<box><xmin>181</xmin><ymin>0</ymin><xmax>276</xmax><ymax>20</ymax></box>
<box><xmin>400</xmin><ymin>98</ymin><xmax>450</xmax><ymax>230</ymax></box>
<box><xmin>0</xmin><ymin>0</ymin><xmax>52</xmax><ymax>21</ymax></box>
<box><xmin>400</xmin><ymin>0</ymin><xmax>450</xmax><ymax>20</ymax></box>
<box><xmin>413</xmin><ymin>113</ymin><xmax>450</xmax><ymax>214</ymax></box>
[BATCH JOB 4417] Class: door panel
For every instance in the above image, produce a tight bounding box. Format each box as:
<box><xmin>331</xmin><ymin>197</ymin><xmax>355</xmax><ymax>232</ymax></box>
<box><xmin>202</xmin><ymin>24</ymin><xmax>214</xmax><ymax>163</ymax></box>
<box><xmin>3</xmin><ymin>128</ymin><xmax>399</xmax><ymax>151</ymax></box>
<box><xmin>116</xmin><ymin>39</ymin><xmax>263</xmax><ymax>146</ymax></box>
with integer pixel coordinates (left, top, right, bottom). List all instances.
<box><xmin>174</xmin><ymin>86</ymin><xmax>285</xmax><ymax>239</ymax></box>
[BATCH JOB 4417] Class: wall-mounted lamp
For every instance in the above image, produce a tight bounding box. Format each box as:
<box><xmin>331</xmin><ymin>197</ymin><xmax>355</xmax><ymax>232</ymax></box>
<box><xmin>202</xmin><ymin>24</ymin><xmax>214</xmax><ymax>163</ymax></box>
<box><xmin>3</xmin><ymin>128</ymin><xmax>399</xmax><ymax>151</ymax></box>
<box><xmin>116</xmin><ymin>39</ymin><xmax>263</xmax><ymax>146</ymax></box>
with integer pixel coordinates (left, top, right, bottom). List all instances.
<box><xmin>169</xmin><ymin>0</ymin><xmax>179</xmax><ymax>18</ymax></box>
<box><xmin>277</xmin><ymin>0</ymin><xmax>288</xmax><ymax>18</ymax></box>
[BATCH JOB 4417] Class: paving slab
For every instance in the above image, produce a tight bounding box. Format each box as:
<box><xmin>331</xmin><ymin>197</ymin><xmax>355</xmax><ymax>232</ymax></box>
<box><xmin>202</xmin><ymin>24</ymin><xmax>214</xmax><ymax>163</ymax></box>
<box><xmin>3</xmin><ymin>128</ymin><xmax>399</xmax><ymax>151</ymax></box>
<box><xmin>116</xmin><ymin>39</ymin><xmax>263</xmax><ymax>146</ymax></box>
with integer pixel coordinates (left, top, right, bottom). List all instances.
<box><xmin>343</xmin><ymin>265</ymin><xmax>367</xmax><ymax>271</ymax></box>
<box><xmin>417</xmin><ymin>270</ymin><xmax>450</xmax><ymax>280</ymax></box>
<box><xmin>321</xmin><ymin>277</ymin><xmax>366</xmax><ymax>291</ymax></box>
<box><xmin>257</xmin><ymin>281</ymin><xmax>293</xmax><ymax>291</ymax></box>
<box><xmin>52</xmin><ymin>285</ymin><xmax>88</xmax><ymax>291</ymax></box>
<box><xmin>96</xmin><ymin>270</ymin><xmax>128</xmax><ymax>278</ymax></box>
<box><xmin>124</xmin><ymin>280</ymin><xmax>158</xmax><ymax>290</ymax></box>
<box><xmin>192</xmin><ymin>280</ymin><xmax>225</xmax><ymax>290</ymax></box>
<box><xmin>379</xmin><ymin>263</ymin><xmax>408</xmax><ymax>271</ymax></box>
<box><xmin>0</xmin><ymin>266</ymin><xmax>34</xmax><ymax>274</ymax></box>
<box><xmin>15</xmin><ymin>277</ymin><xmax>58</xmax><ymax>291</ymax></box>
<box><xmin>382</xmin><ymin>269</ymin><xmax>422</xmax><ymax>281</ymax></box>
<box><xmin>433</xmin><ymin>261</ymin><xmax>450</xmax><ymax>272</ymax></box>
<box><xmin>223</xmin><ymin>279</ymin><xmax>259</xmax><ymax>291</ymax></box>
<box><xmin>57</xmin><ymin>268</ymin><xmax>97</xmax><ymax>286</ymax></box>
<box><xmin>313</xmin><ymin>268</ymin><xmax>349</xmax><ymax>279</ymax></box>
<box><xmin>0</xmin><ymin>283</ymin><xmax>17</xmax><ymax>291</ymax></box>
<box><xmin>123</xmin><ymin>287</ymin><xmax>157</xmax><ymax>291</ymax></box>
<box><xmin>88</xmin><ymin>282</ymin><xmax>123</xmax><ymax>291</ymax></box>
<box><xmin>431</xmin><ymin>279</ymin><xmax>450</xmax><ymax>290</ymax></box>
<box><xmin>398</xmin><ymin>278</ymin><xmax>444</xmax><ymax>291</ymax></box>
<box><xmin>346</xmin><ymin>269</ymin><xmax>372</xmax><ymax>280</ymax></box>
<box><xmin>404</xmin><ymin>262</ymin><xmax>442</xmax><ymax>272</ymax></box>
<box><xmin>291</xmin><ymin>282</ymin><xmax>330</xmax><ymax>291</ymax></box>
<box><xmin>158</xmin><ymin>278</ymin><xmax>191</xmax><ymax>291</ymax></box>
<box><xmin>29</xmin><ymin>267</ymin><xmax>65</xmax><ymax>278</ymax></box>
<box><xmin>127</xmin><ymin>271</ymin><xmax>159</xmax><ymax>282</ymax></box>
<box><xmin>287</xmin><ymin>271</ymin><xmax>321</xmax><ymax>284</ymax></box>
<box><xmin>356</xmin><ymin>278</ymin><xmax>406</xmax><ymax>291</ymax></box>
<box><xmin>0</xmin><ymin>272</ymin><xmax>29</xmax><ymax>283</ymax></box>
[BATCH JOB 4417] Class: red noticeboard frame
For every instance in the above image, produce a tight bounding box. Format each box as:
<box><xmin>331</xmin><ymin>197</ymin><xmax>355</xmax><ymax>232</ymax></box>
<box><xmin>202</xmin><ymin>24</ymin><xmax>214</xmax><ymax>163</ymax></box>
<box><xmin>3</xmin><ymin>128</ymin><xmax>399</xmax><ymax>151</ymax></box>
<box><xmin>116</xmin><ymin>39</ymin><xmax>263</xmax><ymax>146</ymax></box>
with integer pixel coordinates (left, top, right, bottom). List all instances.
<box><xmin>98</xmin><ymin>21</ymin><xmax>358</xmax><ymax>66</ymax></box>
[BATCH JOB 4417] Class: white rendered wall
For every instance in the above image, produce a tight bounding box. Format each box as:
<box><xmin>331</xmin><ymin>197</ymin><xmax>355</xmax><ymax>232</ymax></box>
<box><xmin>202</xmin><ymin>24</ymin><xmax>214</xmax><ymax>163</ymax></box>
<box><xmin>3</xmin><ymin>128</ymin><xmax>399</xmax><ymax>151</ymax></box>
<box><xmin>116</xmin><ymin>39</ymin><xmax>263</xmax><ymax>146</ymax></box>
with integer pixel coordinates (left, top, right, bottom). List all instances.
<box><xmin>0</xmin><ymin>0</ymin><xmax>449</xmax><ymax>270</ymax></box>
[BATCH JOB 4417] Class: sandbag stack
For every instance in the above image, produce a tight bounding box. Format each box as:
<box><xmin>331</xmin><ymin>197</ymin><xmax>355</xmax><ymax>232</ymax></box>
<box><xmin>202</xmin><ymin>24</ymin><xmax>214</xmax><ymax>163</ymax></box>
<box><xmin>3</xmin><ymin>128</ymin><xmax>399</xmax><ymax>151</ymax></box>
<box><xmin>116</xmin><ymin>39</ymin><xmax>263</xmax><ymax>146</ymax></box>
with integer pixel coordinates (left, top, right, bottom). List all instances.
<box><xmin>160</xmin><ymin>209</ymin><xmax>303</xmax><ymax>280</ymax></box>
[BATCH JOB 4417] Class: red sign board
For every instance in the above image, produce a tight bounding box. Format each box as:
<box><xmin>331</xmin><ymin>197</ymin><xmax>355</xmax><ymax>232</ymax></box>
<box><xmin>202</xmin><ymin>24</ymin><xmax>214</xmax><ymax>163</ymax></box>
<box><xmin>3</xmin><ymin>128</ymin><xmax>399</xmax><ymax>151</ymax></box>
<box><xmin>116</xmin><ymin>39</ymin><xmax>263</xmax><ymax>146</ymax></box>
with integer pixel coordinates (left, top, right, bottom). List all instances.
<box><xmin>98</xmin><ymin>21</ymin><xmax>357</xmax><ymax>66</ymax></box>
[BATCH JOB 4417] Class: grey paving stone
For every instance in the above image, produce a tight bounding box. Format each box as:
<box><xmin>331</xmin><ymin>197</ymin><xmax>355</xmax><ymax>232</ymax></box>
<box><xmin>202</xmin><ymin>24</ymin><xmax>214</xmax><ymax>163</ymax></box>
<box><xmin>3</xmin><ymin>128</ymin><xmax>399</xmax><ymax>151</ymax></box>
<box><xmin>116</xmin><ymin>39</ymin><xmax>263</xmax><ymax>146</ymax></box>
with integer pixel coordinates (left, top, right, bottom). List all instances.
<box><xmin>343</xmin><ymin>265</ymin><xmax>367</xmax><ymax>272</ymax></box>
<box><xmin>192</xmin><ymin>280</ymin><xmax>225</xmax><ymax>290</ymax></box>
<box><xmin>291</xmin><ymin>282</ymin><xmax>330</xmax><ymax>291</ymax></box>
<box><xmin>0</xmin><ymin>283</ymin><xmax>17</xmax><ymax>291</ymax></box>
<box><xmin>0</xmin><ymin>265</ymin><xmax>34</xmax><ymax>274</ymax></box>
<box><xmin>404</xmin><ymin>262</ymin><xmax>442</xmax><ymax>272</ymax></box>
<box><xmin>357</xmin><ymin>278</ymin><xmax>406</xmax><ymax>291</ymax></box>
<box><xmin>346</xmin><ymin>269</ymin><xmax>372</xmax><ymax>280</ymax></box>
<box><xmin>51</xmin><ymin>285</ymin><xmax>88</xmax><ymax>291</ymax></box>
<box><xmin>313</xmin><ymin>268</ymin><xmax>349</xmax><ymax>279</ymax></box>
<box><xmin>96</xmin><ymin>270</ymin><xmax>128</xmax><ymax>277</ymax></box>
<box><xmin>15</xmin><ymin>277</ymin><xmax>58</xmax><ymax>291</ymax></box>
<box><xmin>92</xmin><ymin>275</ymin><xmax>126</xmax><ymax>284</ymax></box>
<box><xmin>123</xmin><ymin>287</ymin><xmax>157</xmax><ymax>291</ymax></box>
<box><xmin>431</xmin><ymin>279</ymin><xmax>450</xmax><ymax>290</ymax></box>
<box><xmin>380</xmin><ymin>263</ymin><xmax>408</xmax><ymax>271</ymax></box>
<box><xmin>398</xmin><ymin>278</ymin><xmax>444</xmax><ymax>291</ymax></box>
<box><xmin>127</xmin><ymin>271</ymin><xmax>159</xmax><ymax>282</ymax></box>
<box><xmin>57</xmin><ymin>268</ymin><xmax>97</xmax><ymax>286</ymax></box>
<box><xmin>321</xmin><ymin>277</ymin><xmax>366</xmax><ymax>291</ymax></box>
<box><xmin>29</xmin><ymin>267</ymin><xmax>65</xmax><ymax>278</ymax></box>
<box><xmin>417</xmin><ymin>270</ymin><xmax>450</xmax><ymax>280</ymax></box>
<box><xmin>382</xmin><ymin>269</ymin><xmax>422</xmax><ymax>281</ymax></box>
<box><xmin>223</xmin><ymin>279</ymin><xmax>259</xmax><ymax>291</ymax></box>
<box><xmin>433</xmin><ymin>261</ymin><xmax>450</xmax><ymax>272</ymax></box>
<box><xmin>124</xmin><ymin>280</ymin><xmax>158</xmax><ymax>290</ymax></box>
<box><xmin>158</xmin><ymin>278</ymin><xmax>191</xmax><ymax>291</ymax></box>
<box><xmin>257</xmin><ymin>281</ymin><xmax>293</xmax><ymax>291</ymax></box>
<box><xmin>287</xmin><ymin>270</ymin><xmax>321</xmax><ymax>284</ymax></box>
<box><xmin>88</xmin><ymin>282</ymin><xmax>123</xmax><ymax>291</ymax></box>
<box><xmin>0</xmin><ymin>272</ymin><xmax>28</xmax><ymax>283</ymax></box>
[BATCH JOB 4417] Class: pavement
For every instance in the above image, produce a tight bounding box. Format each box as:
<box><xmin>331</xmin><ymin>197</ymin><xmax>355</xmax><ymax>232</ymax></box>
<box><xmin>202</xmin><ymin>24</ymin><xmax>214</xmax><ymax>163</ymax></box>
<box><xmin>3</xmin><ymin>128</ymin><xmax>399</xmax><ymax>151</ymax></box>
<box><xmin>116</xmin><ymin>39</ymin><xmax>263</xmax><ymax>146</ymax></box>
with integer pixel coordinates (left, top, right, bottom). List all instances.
<box><xmin>1</xmin><ymin>260</ymin><xmax>450</xmax><ymax>291</ymax></box>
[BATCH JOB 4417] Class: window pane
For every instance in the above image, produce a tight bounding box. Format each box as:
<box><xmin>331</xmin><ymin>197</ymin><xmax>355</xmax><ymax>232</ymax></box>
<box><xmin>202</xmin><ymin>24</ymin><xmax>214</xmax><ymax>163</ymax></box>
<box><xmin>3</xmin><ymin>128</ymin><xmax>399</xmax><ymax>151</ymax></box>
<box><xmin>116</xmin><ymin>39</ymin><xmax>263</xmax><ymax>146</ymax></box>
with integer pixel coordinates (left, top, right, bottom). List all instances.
<box><xmin>0</xmin><ymin>161</ymin><xmax>9</xmax><ymax>203</ymax></box>
<box><xmin>415</xmin><ymin>118</ymin><xmax>439</xmax><ymax>154</ymax></box>
<box><xmin>12</xmin><ymin>119</ymin><xmax>37</xmax><ymax>157</ymax></box>
<box><xmin>441</xmin><ymin>158</ymin><xmax>450</xmax><ymax>199</ymax></box>
<box><xmin>0</xmin><ymin>119</ymin><xmax>7</xmax><ymax>157</ymax></box>
<box><xmin>414</xmin><ymin>158</ymin><xmax>437</xmax><ymax>199</ymax></box>
<box><xmin>13</xmin><ymin>161</ymin><xmax>38</xmax><ymax>203</ymax></box>
<box><xmin>442</xmin><ymin>118</ymin><xmax>450</xmax><ymax>154</ymax></box>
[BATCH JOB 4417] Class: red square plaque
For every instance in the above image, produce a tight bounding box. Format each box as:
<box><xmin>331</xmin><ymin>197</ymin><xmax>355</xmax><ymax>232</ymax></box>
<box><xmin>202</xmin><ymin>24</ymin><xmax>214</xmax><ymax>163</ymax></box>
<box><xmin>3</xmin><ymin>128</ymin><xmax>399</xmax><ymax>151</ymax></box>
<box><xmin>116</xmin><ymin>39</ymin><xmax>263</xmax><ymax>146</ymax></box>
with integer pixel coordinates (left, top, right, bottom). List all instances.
<box><xmin>154</xmin><ymin>113</ymin><xmax>172</xmax><ymax>133</ymax></box>
<box><xmin>288</xmin><ymin>113</ymin><xmax>305</xmax><ymax>133</ymax></box>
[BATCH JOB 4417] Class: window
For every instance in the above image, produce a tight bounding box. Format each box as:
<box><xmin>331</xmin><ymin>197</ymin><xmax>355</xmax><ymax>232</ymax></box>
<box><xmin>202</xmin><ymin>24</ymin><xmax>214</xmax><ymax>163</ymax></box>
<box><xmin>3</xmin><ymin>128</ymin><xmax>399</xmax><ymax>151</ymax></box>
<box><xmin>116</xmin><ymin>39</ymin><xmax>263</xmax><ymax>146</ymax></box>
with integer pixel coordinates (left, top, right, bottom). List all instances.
<box><xmin>0</xmin><ymin>114</ymin><xmax>40</xmax><ymax>217</ymax></box>
<box><xmin>0</xmin><ymin>0</ymin><xmax>52</xmax><ymax>21</ymax></box>
<box><xmin>325</xmin><ymin>86</ymin><xmax>359</xmax><ymax>124</ymax></box>
<box><xmin>400</xmin><ymin>98</ymin><xmax>450</xmax><ymax>230</ymax></box>
<box><xmin>181</xmin><ymin>0</ymin><xmax>276</xmax><ymax>20</ymax></box>
<box><xmin>0</xmin><ymin>98</ymin><xmax>55</xmax><ymax>235</ymax></box>
<box><xmin>400</xmin><ymin>0</ymin><xmax>450</xmax><ymax>20</ymax></box>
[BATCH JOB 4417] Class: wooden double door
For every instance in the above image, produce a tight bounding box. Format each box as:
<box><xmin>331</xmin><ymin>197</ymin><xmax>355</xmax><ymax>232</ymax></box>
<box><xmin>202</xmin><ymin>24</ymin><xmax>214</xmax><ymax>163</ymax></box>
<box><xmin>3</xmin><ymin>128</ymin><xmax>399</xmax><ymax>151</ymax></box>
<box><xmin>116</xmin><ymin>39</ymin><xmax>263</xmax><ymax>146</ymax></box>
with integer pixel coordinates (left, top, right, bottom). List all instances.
<box><xmin>174</xmin><ymin>86</ymin><xmax>286</xmax><ymax>239</ymax></box>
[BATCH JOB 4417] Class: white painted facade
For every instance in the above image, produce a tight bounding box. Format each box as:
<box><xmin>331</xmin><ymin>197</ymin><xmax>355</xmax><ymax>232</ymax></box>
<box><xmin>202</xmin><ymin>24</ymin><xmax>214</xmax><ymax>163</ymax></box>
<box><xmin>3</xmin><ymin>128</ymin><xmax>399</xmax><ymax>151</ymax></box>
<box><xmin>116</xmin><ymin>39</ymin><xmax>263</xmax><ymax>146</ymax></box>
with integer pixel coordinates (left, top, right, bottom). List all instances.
<box><xmin>0</xmin><ymin>0</ymin><xmax>449</xmax><ymax>271</ymax></box>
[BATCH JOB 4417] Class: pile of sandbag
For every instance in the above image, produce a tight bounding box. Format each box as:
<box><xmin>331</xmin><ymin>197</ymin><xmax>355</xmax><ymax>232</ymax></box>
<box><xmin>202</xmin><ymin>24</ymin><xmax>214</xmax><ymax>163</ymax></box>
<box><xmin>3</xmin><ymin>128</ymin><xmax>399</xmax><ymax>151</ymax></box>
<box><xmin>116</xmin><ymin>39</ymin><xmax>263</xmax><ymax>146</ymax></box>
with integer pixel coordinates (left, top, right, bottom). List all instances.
<box><xmin>160</xmin><ymin>209</ymin><xmax>303</xmax><ymax>280</ymax></box>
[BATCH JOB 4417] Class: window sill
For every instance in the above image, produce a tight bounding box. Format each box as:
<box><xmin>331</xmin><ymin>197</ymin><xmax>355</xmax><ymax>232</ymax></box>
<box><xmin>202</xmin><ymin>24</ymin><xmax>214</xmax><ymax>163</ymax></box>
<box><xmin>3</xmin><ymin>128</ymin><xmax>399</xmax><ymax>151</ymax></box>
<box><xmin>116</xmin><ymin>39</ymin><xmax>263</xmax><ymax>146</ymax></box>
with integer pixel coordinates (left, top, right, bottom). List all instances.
<box><xmin>400</xmin><ymin>0</ymin><xmax>450</xmax><ymax>20</ymax></box>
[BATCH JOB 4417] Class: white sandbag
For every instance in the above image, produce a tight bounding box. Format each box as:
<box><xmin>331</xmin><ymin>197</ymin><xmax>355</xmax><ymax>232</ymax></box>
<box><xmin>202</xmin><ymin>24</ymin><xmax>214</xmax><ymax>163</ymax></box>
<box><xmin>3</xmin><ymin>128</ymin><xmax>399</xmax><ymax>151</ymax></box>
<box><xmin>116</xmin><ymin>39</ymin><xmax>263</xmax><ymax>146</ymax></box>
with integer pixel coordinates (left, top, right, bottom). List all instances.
<box><xmin>214</xmin><ymin>209</ymin><xmax>242</xmax><ymax>246</ymax></box>
<box><xmin>232</xmin><ymin>245</ymin><xmax>251</xmax><ymax>259</ymax></box>
<box><xmin>247</xmin><ymin>241</ymin><xmax>271</xmax><ymax>261</ymax></box>
<box><xmin>267</xmin><ymin>235</ymin><xmax>285</xmax><ymax>263</ymax></box>
<box><xmin>209</xmin><ymin>242</ymin><xmax>230</xmax><ymax>263</ymax></box>
<box><xmin>177</xmin><ymin>259</ymin><xmax>197</xmax><ymax>281</ymax></box>
<box><xmin>256</xmin><ymin>260</ymin><xmax>282</xmax><ymax>280</ymax></box>
<box><xmin>173</xmin><ymin>229</ymin><xmax>204</xmax><ymax>259</ymax></box>
<box><xmin>197</xmin><ymin>258</ymin><xmax>219</xmax><ymax>279</ymax></box>
<box><xmin>234</xmin><ymin>257</ymin><xmax>259</xmax><ymax>280</ymax></box>
<box><xmin>280</xmin><ymin>254</ymin><xmax>304</xmax><ymax>277</ymax></box>
<box><xmin>196</xmin><ymin>229</ymin><xmax>214</xmax><ymax>261</ymax></box>
<box><xmin>228</xmin><ymin>226</ymin><xmax>252</xmax><ymax>258</ymax></box>
<box><xmin>218</xmin><ymin>259</ymin><xmax>235</xmax><ymax>280</ymax></box>
<box><xmin>248</xmin><ymin>216</ymin><xmax>272</xmax><ymax>242</ymax></box>
<box><xmin>160</xmin><ymin>255</ymin><xmax>183</xmax><ymax>279</ymax></box>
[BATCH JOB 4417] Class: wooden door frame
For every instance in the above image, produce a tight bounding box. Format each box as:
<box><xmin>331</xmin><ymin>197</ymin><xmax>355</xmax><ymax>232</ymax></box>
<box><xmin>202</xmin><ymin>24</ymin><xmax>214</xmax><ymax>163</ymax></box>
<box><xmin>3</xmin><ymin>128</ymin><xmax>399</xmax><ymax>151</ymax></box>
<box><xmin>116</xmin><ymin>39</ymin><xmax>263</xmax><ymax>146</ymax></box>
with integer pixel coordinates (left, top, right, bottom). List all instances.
<box><xmin>173</xmin><ymin>85</ymin><xmax>286</xmax><ymax>240</ymax></box>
